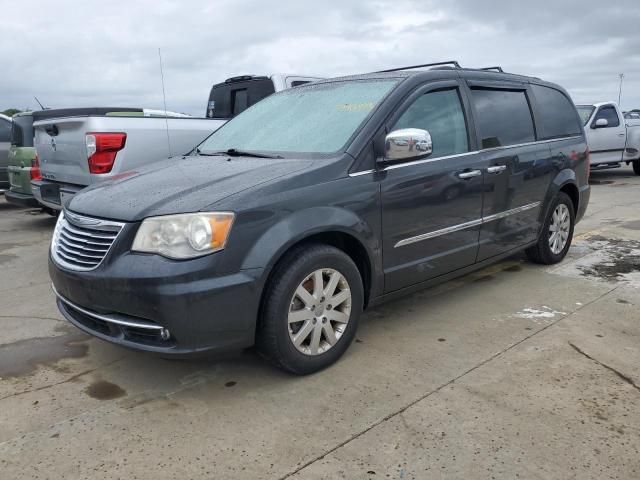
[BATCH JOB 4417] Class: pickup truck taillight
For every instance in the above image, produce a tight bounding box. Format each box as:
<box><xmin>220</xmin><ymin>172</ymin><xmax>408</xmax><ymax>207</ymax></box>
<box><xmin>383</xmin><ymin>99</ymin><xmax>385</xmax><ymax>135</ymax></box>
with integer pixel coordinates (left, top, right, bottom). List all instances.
<box><xmin>30</xmin><ymin>155</ymin><xmax>42</xmax><ymax>181</ymax></box>
<box><xmin>86</xmin><ymin>132</ymin><xmax>127</xmax><ymax>174</ymax></box>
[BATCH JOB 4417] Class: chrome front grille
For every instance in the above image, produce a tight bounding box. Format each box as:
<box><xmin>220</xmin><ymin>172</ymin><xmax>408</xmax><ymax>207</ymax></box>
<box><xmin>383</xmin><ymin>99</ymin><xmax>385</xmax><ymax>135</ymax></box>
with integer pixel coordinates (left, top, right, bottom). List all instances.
<box><xmin>51</xmin><ymin>211</ymin><xmax>124</xmax><ymax>271</ymax></box>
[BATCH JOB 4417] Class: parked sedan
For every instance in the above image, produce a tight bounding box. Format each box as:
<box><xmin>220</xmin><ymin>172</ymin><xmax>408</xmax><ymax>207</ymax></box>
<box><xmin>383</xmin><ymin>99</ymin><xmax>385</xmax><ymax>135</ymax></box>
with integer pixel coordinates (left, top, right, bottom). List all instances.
<box><xmin>49</xmin><ymin>64</ymin><xmax>590</xmax><ymax>374</ymax></box>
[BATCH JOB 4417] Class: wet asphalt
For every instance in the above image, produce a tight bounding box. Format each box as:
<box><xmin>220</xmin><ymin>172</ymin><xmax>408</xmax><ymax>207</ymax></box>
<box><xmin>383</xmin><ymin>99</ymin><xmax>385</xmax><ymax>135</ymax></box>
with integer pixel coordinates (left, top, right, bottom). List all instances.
<box><xmin>0</xmin><ymin>166</ymin><xmax>639</xmax><ymax>479</ymax></box>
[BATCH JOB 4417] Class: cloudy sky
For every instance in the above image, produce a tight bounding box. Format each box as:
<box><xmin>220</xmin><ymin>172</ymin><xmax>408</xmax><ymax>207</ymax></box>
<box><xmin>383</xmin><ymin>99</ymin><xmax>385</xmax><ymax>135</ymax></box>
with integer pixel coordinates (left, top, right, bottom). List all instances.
<box><xmin>2</xmin><ymin>0</ymin><xmax>639</xmax><ymax>116</ymax></box>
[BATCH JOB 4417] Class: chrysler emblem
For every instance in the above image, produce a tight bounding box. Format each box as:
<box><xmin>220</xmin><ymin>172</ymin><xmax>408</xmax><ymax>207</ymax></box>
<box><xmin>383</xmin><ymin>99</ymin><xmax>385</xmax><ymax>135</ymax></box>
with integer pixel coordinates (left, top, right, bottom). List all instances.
<box><xmin>65</xmin><ymin>211</ymin><xmax>101</xmax><ymax>227</ymax></box>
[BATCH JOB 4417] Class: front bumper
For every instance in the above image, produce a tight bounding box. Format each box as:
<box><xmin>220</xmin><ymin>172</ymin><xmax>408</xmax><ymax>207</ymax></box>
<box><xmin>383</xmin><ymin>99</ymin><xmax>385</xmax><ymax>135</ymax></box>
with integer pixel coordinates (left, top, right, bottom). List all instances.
<box><xmin>4</xmin><ymin>189</ymin><xmax>40</xmax><ymax>208</ymax></box>
<box><xmin>49</xmin><ymin>241</ymin><xmax>264</xmax><ymax>355</ymax></box>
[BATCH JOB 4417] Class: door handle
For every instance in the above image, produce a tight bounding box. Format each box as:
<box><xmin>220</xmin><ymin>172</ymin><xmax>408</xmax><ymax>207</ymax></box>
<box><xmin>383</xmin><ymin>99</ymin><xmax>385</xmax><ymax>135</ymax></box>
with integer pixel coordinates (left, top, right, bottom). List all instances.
<box><xmin>487</xmin><ymin>165</ymin><xmax>507</xmax><ymax>174</ymax></box>
<box><xmin>618</xmin><ymin>133</ymin><xmax>626</xmax><ymax>137</ymax></box>
<box><xmin>457</xmin><ymin>169</ymin><xmax>482</xmax><ymax>179</ymax></box>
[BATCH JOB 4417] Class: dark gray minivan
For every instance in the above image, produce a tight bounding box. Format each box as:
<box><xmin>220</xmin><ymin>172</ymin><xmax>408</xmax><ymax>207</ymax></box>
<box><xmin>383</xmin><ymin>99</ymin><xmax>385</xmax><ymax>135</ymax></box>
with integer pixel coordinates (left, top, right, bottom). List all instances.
<box><xmin>49</xmin><ymin>62</ymin><xmax>590</xmax><ymax>374</ymax></box>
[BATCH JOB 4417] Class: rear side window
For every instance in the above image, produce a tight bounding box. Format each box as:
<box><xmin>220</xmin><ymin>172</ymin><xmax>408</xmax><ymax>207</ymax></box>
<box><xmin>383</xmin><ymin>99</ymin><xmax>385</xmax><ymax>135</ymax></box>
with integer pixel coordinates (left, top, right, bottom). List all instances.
<box><xmin>594</xmin><ymin>106</ymin><xmax>620</xmax><ymax>128</ymax></box>
<box><xmin>532</xmin><ymin>85</ymin><xmax>582</xmax><ymax>139</ymax></box>
<box><xmin>392</xmin><ymin>89</ymin><xmax>468</xmax><ymax>158</ymax></box>
<box><xmin>207</xmin><ymin>79</ymin><xmax>276</xmax><ymax>118</ymax></box>
<box><xmin>291</xmin><ymin>81</ymin><xmax>311</xmax><ymax>87</ymax></box>
<box><xmin>11</xmin><ymin>115</ymin><xmax>34</xmax><ymax>147</ymax></box>
<box><xmin>0</xmin><ymin>118</ymin><xmax>11</xmax><ymax>142</ymax></box>
<box><xmin>471</xmin><ymin>88</ymin><xmax>535</xmax><ymax>149</ymax></box>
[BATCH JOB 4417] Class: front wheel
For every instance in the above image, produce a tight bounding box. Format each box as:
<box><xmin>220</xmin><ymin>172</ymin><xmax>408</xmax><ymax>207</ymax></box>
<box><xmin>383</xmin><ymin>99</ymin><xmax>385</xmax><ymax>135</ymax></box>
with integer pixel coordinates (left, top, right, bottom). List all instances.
<box><xmin>258</xmin><ymin>244</ymin><xmax>363</xmax><ymax>375</ymax></box>
<box><xmin>632</xmin><ymin>161</ymin><xmax>640</xmax><ymax>176</ymax></box>
<box><xmin>526</xmin><ymin>192</ymin><xmax>575</xmax><ymax>265</ymax></box>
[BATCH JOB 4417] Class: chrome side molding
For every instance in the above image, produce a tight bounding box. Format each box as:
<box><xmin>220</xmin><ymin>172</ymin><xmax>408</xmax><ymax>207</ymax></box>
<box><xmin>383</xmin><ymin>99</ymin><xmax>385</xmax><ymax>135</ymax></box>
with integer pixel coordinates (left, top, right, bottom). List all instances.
<box><xmin>395</xmin><ymin>218</ymin><xmax>484</xmax><ymax>248</ymax></box>
<box><xmin>394</xmin><ymin>202</ymin><xmax>541</xmax><ymax>248</ymax></box>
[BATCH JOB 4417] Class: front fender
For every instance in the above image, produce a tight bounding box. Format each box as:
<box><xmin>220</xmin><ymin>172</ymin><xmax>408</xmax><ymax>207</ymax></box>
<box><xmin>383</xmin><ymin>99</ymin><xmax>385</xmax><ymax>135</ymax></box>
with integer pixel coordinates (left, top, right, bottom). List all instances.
<box><xmin>241</xmin><ymin>206</ymin><xmax>383</xmax><ymax>297</ymax></box>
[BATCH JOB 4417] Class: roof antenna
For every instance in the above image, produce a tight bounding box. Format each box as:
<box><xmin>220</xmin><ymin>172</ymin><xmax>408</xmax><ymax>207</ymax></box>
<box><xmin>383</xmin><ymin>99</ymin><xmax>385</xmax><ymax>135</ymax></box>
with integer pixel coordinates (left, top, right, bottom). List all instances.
<box><xmin>158</xmin><ymin>48</ymin><xmax>172</xmax><ymax>157</ymax></box>
<box><xmin>34</xmin><ymin>96</ymin><xmax>46</xmax><ymax>110</ymax></box>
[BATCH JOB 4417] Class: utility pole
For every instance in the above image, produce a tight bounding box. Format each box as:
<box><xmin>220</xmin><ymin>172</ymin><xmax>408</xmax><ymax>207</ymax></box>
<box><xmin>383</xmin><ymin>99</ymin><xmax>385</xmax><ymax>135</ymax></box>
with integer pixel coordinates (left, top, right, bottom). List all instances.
<box><xmin>618</xmin><ymin>73</ymin><xmax>624</xmax><ymax>106</ymax></box>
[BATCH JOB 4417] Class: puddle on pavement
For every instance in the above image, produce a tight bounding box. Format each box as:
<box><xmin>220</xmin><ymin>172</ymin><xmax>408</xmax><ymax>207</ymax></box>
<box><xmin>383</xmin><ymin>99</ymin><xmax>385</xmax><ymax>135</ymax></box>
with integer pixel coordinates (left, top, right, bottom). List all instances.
<box><xmin>0</xmin><ymin>327</ymin><xmax>89</xmax><ymax>378</ymax></box>
<box><xmin>85</xmin><ymin>380</ymin><xmax>126</xmax><ymax>400</ymax></box>
<box><xmin>503</xmin><ymin>264</ymin><xmax>522</xmax><ymax>272</ymax></box>
<box><xmin>623</xmin><ymin>220</ymin><xmax>640</xmax><ymax>231</ymax></box>
<box><xmin>0</xmin><ymin>254</ymin><xmax>17</xmax><ymax>265</ymax></box>
<box><xmin>577</xmin><ymin>236</ymin><xmax>640</xmax><ymax>282</ymax></box>
<box><xmin>553</xmin><ymin>235</ymin><xmax>640</xmax><ymax>286</ymax></box>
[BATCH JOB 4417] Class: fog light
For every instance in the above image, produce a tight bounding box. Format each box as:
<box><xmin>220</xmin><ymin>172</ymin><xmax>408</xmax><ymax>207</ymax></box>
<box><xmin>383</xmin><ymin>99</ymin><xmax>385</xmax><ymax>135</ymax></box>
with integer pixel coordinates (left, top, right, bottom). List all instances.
<box><xmin>160</xmin><ymin>328</ymin><xmax>171</xmax><ymax>341</ymax></box>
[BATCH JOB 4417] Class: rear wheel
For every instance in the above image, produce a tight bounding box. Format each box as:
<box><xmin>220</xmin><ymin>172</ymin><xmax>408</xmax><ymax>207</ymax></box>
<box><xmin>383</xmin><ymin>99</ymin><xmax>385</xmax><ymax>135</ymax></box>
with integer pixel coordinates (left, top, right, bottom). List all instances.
<box><xmin>258</xmin><ymin>244</ymin><xmax>363</xmax><ymax>375</ymax></box>
<box><xmin>526</xmin><ymin>192</ymin><xmax>575</xmax><ymax>265</ymax></box>
<box><xmin>632</xmin><ymin>161</ymin><xmax>640</xmax><ymax>176</ymax></box>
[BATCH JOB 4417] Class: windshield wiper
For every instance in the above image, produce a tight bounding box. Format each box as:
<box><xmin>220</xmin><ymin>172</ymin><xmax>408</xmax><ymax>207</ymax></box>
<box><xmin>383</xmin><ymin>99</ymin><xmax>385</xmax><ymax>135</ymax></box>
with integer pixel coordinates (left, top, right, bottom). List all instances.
<box><xmin>199</xmin><ymin>148</ymin><xmax>283</xmax><ymax>159</ymax></box>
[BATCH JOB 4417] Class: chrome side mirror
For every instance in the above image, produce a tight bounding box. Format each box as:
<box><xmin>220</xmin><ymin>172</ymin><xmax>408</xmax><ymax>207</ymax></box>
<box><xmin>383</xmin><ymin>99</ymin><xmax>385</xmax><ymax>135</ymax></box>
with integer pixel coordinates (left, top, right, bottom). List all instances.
<box><xmin>593</xmin><ymin>118</ymin><xmax>609</xmax><ymax>128</ymax></box>
<box><xmin>384</xmin><ymin>128</ymin><xmax>433</xmax><ymax>162</ymax></box>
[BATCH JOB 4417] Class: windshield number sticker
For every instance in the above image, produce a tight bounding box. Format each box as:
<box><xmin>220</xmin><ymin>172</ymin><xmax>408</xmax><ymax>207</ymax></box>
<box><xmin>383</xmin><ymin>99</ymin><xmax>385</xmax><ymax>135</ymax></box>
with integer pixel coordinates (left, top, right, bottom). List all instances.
<box><xmin>337</xmin><ymin>102</ymin><xmax>374</xmax><ymax>112</ymax></box>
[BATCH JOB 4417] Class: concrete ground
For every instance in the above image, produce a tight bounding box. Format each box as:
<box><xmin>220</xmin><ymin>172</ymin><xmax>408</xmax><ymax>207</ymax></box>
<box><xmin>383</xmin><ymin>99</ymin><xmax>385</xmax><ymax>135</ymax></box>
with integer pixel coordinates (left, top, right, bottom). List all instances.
<box><xmin>0</xmin><ymin>166</ymin><xmax>639</xmax><ymax>480</ymax></box>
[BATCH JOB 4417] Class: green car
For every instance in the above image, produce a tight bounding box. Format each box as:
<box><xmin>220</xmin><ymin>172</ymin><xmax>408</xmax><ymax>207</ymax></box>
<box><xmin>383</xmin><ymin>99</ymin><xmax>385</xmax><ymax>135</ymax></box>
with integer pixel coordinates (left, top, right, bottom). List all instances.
<box><xmin>4</xmin><ymin>111</ymin><xmax>40</xmax><ymax>207</ymax></box>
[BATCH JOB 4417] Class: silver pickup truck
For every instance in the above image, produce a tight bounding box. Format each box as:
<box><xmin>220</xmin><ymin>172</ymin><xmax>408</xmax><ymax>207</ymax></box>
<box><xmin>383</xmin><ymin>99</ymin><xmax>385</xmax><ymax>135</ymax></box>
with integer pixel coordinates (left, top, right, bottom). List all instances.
<box><xmin>33</xmin><ymin>73</ymin><xmax>321</xmax><ymax>210</ymax></box>
<box><xmin>576</xmin><ymin>101</ymin><xmax>640</xmax><ymax>175</ymax></box>
<box><xmin>32</xmin><ymin>108</ymin><xmax>219</xmax><ymax>210</ymax></box>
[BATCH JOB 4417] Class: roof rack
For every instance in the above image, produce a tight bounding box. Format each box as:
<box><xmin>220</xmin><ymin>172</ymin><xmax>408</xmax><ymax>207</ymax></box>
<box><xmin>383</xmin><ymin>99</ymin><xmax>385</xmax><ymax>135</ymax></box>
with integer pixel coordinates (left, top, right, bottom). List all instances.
<box><xmin>480</xmin><ymin>66</ymin><xmax>504</xmax><ymax>72</ymax></box>
<box><xmin>377</xmin><ymin>60</ymin><xmax>461</xmax><ymax>73</ymax></box>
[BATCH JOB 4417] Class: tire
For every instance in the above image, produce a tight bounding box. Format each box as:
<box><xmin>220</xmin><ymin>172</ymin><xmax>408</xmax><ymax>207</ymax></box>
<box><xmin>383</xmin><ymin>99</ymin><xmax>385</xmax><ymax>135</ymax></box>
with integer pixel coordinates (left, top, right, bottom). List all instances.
<box><xmin>633</xmin><ymin>161</ymin><xmax>640</xmax><ymax>176</ymax></box>
<box><xmin>257</xmin><ymin>243</ymin><xmax>364</xmax><ymax>375</ymax></box>
<box><xmin>526</xmin><ymin>192</ymin><xmax>575</xmax><ymax>265</ymax></box>
<box><xmin>43</xmin><ymin>207</ymin><xmax>59</xmax><ymax>217</ymax></box>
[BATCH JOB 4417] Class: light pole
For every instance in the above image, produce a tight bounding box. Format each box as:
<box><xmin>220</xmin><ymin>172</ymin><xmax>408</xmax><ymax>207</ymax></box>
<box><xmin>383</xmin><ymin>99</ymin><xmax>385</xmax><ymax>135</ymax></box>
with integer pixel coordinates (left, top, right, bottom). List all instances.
<box><xmin>618</xmin><ymin>73</ymin><xmax>624</xmax><ymax>106</ymax></box>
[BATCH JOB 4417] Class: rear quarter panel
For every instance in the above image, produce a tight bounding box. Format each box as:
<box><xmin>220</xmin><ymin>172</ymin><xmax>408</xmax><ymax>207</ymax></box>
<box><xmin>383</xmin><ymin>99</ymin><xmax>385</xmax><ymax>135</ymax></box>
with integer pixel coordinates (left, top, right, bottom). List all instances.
<box><xmin>543</xmin><ymin>136</ymin><xmax>589</xmax><ymax>221</ymax></box>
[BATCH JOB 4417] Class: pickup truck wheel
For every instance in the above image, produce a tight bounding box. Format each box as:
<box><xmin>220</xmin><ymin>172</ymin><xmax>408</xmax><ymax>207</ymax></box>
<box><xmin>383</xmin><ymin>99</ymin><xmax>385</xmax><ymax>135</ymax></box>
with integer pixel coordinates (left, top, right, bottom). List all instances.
<box><xmin>526</xmin><ymin>192</ymin><xmax>575</xmax><ymax>265</ymax></box>
<box><xmin>632</xmin><ymin>161</ymin><xmax>640</xmax><ymax>176</ymax></box>
<box><xmin>258</xmin><ymin>244</ymin><xmax>363</xmax><ymax>375</ymax></box>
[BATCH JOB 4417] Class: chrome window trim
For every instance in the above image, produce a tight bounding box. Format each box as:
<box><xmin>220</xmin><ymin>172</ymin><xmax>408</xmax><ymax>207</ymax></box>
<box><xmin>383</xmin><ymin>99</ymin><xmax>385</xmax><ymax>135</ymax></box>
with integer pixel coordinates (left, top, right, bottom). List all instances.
<box><xmin>394</xmin><ymin>201</ymin><xmax>541</xmax><ymax>248</ymax></box>
<box><xmin>52</xmin><ymin>284</ymin><xmax>164</xmax><ymax>331</ymax></box>
<box><xmin>347</xmin><ymin>135</ymin><xmax>584</xmax><ymax>176</ymax></box>
<box><xmin>348</xmin><ymin>169</ymin><xmax>376</xmax><ymax>177</ymax></box>
<box><xmin>384</xmin><ymin>151</ymin><xmax>477</xmax><ymax>171</ymax></box>
<box><xmin>479</xmin><ymin>135</ymin><xmax>583</xmax><ymax>153</ymax></box>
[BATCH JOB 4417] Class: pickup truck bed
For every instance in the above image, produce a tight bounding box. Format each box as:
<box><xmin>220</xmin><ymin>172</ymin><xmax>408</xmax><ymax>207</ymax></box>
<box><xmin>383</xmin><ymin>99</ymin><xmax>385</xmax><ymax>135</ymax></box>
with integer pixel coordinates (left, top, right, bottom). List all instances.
<box><xmin>32</xmin><ymin>109</ymin><xmax>222</xmax><ymax>210</ymax></box>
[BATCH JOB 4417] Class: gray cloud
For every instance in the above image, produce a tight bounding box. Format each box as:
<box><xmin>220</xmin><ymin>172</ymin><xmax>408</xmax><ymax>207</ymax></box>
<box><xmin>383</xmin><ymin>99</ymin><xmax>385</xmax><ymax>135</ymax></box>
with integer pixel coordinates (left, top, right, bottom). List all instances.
<box><xmin>1</xmin><ymin>0</ymin><xmax>639</xmax><ymax>115</ymax></box>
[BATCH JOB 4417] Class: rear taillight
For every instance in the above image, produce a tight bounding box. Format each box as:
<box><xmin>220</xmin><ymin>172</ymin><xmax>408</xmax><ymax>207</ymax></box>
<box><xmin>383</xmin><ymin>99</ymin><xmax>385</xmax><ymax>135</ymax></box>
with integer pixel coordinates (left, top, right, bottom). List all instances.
<box><xmin>86</xmin><ymin>132</ymin><xmax>127</xmax><ymax>174</ymax></box>
<box><xmin>30</xmin><ymin>155</ymin><xmax>42</xmax><ymax>181</ymax></box>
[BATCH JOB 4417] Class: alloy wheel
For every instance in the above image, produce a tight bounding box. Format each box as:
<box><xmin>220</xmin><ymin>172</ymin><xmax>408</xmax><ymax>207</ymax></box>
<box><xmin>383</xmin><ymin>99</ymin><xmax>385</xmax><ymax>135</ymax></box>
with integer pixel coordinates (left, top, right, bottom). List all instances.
<box><xmin>288</xmin><ymin>268</ymin><xmax>352</xmax><ymax>356</ymax></box>
<box><xmin>549</xmin><ymin>203</ymin><xmax>571</xmax><ymax>254</ymax></box>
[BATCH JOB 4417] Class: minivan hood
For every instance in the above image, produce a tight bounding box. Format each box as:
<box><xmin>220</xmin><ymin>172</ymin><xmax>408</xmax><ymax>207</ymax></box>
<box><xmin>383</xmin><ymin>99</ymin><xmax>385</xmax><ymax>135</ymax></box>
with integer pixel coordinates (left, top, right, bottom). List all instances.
<box><xmin>68</xmin><ymin>155</ymin><xmax>314</xmax><ymax>222</ymax></box>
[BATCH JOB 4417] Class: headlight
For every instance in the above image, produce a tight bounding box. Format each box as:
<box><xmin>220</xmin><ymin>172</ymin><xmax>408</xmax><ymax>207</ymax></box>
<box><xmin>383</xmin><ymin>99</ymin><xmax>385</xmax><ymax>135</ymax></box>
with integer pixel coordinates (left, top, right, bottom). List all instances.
<box><xmin>132</xmin><ymin>212</ymin><xmax>234</xmax><ymax>259</ymax></box>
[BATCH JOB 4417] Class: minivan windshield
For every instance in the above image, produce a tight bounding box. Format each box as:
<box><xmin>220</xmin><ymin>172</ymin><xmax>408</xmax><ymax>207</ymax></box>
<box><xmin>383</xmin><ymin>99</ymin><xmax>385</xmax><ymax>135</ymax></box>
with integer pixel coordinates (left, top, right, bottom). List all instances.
<box><xmin>576</xmin><ymin>105</ymin><xmax>595</xmax><ymax>126</ymax></box>
<box><xmin>198</xmin><ymin>79</ymin><xmax>398</xmax><ymax>156</ymax></box>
